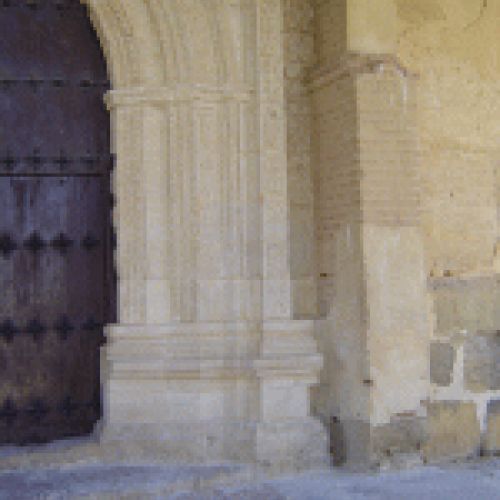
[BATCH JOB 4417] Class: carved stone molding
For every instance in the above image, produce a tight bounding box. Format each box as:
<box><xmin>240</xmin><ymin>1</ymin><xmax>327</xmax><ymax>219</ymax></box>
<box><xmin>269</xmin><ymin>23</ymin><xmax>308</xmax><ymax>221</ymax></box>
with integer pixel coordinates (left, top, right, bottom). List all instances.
<box><xmin>105</xmin><ymin>85</ymin><xmax>256</xmax><ymax>109</ymax></box>
<box><xmin>307</xmin><ymin>53</ymin><xmax>419</xmax><ymax>92</ymax></box>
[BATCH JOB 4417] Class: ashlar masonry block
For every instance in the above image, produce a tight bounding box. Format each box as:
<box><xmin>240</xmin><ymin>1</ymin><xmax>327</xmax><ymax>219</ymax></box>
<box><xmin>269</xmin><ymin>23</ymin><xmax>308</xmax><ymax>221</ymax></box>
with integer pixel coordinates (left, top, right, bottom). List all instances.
<box><xmin>423</xmin><ymin>401</ymin><xmax>480</xmax><ymax>462</ymax></box>
<box><xmin>430</xmin><ymin>342</ymin><xmax>455</xmax><ymax>387</ymax></box>
<box><xmin>464</xmin><ymin>331</ymin><xmax>500</xmax><ymax>392</ymax></box>
<box><xmin>483</xmin><ymin>399</ymin><xmax>500</xmax><ymax>456</ymax></box>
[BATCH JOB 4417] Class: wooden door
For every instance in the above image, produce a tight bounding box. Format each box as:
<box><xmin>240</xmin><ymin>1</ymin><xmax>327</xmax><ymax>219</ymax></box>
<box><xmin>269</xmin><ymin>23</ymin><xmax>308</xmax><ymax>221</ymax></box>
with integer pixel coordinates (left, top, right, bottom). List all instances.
<box><xmin>0</xmin><ymin>0</ymin><xmax>115</xmax><ymax>444</ymax></box>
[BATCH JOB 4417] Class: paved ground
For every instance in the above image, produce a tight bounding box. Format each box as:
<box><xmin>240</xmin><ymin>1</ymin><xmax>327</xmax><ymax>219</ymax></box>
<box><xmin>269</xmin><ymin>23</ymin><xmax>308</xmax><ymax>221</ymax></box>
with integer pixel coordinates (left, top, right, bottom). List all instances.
<box><xmin>0</xmin><ymin>458</ymin><xmax>498</xmax><ymax>499</ymax></box>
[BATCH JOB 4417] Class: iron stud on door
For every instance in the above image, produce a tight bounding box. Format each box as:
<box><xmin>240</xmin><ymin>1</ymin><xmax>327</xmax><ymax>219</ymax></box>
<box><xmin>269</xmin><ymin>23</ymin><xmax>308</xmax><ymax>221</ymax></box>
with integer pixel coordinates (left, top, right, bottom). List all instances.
<box><xmin>60</xmin><ymin>395</ymin><xmax>78</xmax><ymax>418</ymax></box>
<box><xmin>51</xmin><ymin>233</ymin><xmax>73</xmax><ymax>254</ymax></box>
<box><xmin>24</xmin><ymin>149</ymin><xmax>44</xmax><ymax>169</ymax></box>
<box><xmin>83</xmin><ymin>317</ymin><xmax>101</xmax><ymax>332</ymax></box>
<box><xmin>26</xmin><ymin>78</ymin><xmax>43</xmax><ymax>91</ymax></box>
<box><xmin>0</xmin><ymin>399</ymin><xmax>17</xmax><ymax>426</ymax></box>
<box><xmin>54</xmin><ymin>315</ymin><xmax>74</xmax><ymax>340</ymax></box>
<box><xmin>0</xmin><ymin>320</ymin><xmax>17</xmax><ymax>342</ymax></box>
<box><xmin>25</xmin><ymin>319</ymin><xmax>46</xmax><ymax>342</ymax></box>
<box><xmin>0</xmin><ymin>151</ymin><xmax>16</xmax><ymax>171</ymax></box>
<box><xmin>25</xmin><ymin>399</ymin><xmax>49</xmax><ymax>424</ymax></box>
<box><xmin>24</xmin><ymin>232</ymin><xmax>45</xmax><ymax>253</ymax></box>
<box><xmin>53</xmin><ymin>151</ymin><xmax>72</xmax><ymax>171</ymax></box>
<box><xmin>80</xmin><ymin>152</ymin><xmax>97</xmax><ymax>170</ymax></box>
<box><xmin>0</xmin><ymin>233</ymin><xmax>16</xmax><ymax>257</ymax></box>
<box><xmin>82</xmin><ymin>233</ymin><xmax>99</xmax><ymax>250</ymax></box>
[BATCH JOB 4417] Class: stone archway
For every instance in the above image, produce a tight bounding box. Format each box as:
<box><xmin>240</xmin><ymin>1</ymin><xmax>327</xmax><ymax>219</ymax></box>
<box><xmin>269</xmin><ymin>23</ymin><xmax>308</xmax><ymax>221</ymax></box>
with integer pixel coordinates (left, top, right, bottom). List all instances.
<box><xmin>83</xmin><ymin>0</ymin><xmax>329</xmax><ymax>468</ymax></box>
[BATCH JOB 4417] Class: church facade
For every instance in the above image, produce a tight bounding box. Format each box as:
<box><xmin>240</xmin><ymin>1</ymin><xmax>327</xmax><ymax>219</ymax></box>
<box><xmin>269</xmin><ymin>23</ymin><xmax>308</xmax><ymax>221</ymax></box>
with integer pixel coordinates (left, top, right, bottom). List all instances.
<box><xmin>0</xmin><ymin>0</ymin><xmax>498</xmax><ymax>469</ymax></box>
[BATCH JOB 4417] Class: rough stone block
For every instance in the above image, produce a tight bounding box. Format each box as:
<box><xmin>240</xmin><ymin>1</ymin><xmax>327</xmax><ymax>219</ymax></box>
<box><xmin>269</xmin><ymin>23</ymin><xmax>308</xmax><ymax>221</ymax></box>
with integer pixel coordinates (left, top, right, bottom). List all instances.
<box><xmin>329</xmin><ymin>419</ymin><xmax>371</xmax><ymax>467</ymax></box>
<box><xmin>464</xmin><ymin>331</ymin><xmax>500</xmax><ymax>392</ymax></box>
<box><xmin>432</xmin><ymin>278</ymin><xmax>500</xmax><ymax>336</ymax></box>
<box><xmin>430</xmin><ymin>342</ymin><xmax>455</xmax><ymax>386</ymax></box>
<box><xmin>371</xmin><ymin>415</ymin><xmax>427</xmax><ymax>460</ymax></box>
<box><xmin>256</xmin><ymin>419</ymin><xmax>330</xmax><ymax>471</ymax></box>
<box><xmin>329</xmin><ymin>416</ymin><xmax>427</xmax><ymax>467</ymax></box>
<box><xmin>423</xmin><ymin>401</ymin><xmax>480</xmax><ymax>462</ymax></box>
<box><xmin>328</xmin><ymin>418</ymin><xmax>348</xmax><ymax>465</ymax></box>
<box><xmin>483</xmin><ymin>399</ymin><xmax>500</xmax><ymax>456</ymax></box>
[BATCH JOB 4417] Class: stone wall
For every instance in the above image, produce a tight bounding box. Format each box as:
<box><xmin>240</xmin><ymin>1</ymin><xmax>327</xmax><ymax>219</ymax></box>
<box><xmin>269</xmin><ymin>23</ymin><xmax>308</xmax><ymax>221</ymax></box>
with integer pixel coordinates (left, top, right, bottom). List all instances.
<box><xmin>307</xmin><ymin>0</ymin><xmax>432</xmax><ymax>466</ymax></box>
<box><xmin>428</xmin><ymin>276</ymin><xmax>500</xmax><ymax>458</ymax></box>
<box><xmin>396</xmin><ymin>0</ymin><xmax>500</xmax><ymax>460</ymax></box>
<box><xmin>397</xmin><ymin>0</ymin><xmax>500</xmax><ymax>274</ymax></box>
<box><xmin>295</xmin><ymin>0</ymin><xmax>499</xmax><ymax>465</ymax></box>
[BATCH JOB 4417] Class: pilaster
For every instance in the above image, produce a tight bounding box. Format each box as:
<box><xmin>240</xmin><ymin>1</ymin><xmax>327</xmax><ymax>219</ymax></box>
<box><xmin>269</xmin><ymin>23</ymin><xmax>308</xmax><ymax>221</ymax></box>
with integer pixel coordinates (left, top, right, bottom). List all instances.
<box><xmin>84</xmin><ymin>0</ymin><xmax>328</xmax><ymax>473</ymax></box>
<box><xmin>255</xmin><ymin>0</ymin><xmax>329</xmax><ymax>468</ymax></box>
<box><xmin>311</xmin><ymin>53</ymin><xmax>431</xmax><ymax>466</ymax></box>
<box><xmin>99</xmin><ymin>73</ymin><xmax>328</xmax><ymax>468</ymax></box>
<box><xmin>106</xmin><ymin>89</ymin><xmax>171</xmax><ymax>323</ymax></box>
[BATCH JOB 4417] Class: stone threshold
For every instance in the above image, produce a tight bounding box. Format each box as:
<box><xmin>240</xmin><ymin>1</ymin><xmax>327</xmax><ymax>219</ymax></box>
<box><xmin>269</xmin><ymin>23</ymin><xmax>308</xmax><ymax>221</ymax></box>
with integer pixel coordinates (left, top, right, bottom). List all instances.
<box><xmin>0</xmin><ymin>436</ymin><xmax>262</xmax><ymax>498</ymax></box>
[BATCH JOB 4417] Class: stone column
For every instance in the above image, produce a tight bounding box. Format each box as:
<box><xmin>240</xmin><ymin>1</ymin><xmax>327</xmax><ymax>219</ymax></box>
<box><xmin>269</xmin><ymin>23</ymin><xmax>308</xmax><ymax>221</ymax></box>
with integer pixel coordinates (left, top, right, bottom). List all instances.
<box><xmin>97</xmin><ymin>79</ymin><xmax>328</xmax><ymax>468</ymax></box>
<box><xmin>254</xmin><ymin>0</ymin><xmax>329</xmax><ymax>469</ymax></box>
<box><xmin>357</xmin><ymin>57</ymin><xmax>430</xmax><ymax>463</ymax></box>
<box><xmin>114</xmin><ymin>100</ymin><xmax>171</xmax><ymax>324</ymax></box>
<box><xmin>99</xmin><ymin>88</ymin><xmax>175</xmax><ymax>445</ymax></box>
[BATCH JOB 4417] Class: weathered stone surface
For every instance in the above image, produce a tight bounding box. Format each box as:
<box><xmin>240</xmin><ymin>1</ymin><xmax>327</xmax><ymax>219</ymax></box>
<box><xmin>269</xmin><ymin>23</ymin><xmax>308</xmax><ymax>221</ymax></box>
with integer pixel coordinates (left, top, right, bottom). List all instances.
<box><xmin>329</xmin><ymin>416</ymin><xmax>427</xmax><ymax>468</ymax></box>
<box><xmin>80</xmin><ymin>0</ymin><xmax>331</xmax><ymax>470</ymax></box>
<box><xmin>430</xmin><ymin>342</ymin><xmax>455</xmax><ymax>386</ymax></box>
<box><xmin>311</xmin><ymin>46</ymin><xmax>430</xmax><ymax>466</ymax></box>
<box><xmin>372</xmin><ymin>415</ymin><xmax>427</xmax><ymax>460</ymax></box>
<box><xmin>328</xmin><ymin>419</ymin><xmax>370</xmax><ymax>466</ymax></box>
<box><xmin>328</xmin><ymin>419</ymin><xmax>346</xmax><ymax>466</ymax></box>
<box><xmin>423</xmin><ymin>401</ymin><xmax>480</xmax><ymax>462</ymax></box>
<box><xmin>483</xmin><ymin>399</ymin><xmax>500</xmax><ymax>456</ymax></box>
<box><xmin>432</xmin><ymin>278</ymin><xmax>500</xmax><ymax>336</ymax></box>
<box><xmin>464</xmin><ymin>331</ymin><xmax>500</xmax><ymax>392</ymax></box>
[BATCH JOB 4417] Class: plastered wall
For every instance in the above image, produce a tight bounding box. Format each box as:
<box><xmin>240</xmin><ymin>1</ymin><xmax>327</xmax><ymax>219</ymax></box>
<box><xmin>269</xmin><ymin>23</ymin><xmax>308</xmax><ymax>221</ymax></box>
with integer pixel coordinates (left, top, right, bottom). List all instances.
<box><xmin>397</xmin><ymin>0</ymin><xmax>500</xmax><ymax>274</ymax></box>
<box><xmin>86</xmin><ymin>0</ymin><xmax>498</xmax><ymax>466</ymax></box>
<box><xmin>286</xmin><ymin>0</ymin><xmax>499</xmax><ymax>463</ymax></box>
<box><xmin>395</xmin><ymin>0</ymin><xmax>500</xmax><ymax>459</ymax></box>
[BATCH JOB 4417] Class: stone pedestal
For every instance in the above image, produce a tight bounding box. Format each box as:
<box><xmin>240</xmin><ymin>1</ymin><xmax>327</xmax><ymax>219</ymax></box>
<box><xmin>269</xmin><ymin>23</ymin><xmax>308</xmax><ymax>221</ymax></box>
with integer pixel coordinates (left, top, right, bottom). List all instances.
<box><xmin>99</xmin><ymin>320</ymin><xmax>329</xmax><ymax>469</ymax></box>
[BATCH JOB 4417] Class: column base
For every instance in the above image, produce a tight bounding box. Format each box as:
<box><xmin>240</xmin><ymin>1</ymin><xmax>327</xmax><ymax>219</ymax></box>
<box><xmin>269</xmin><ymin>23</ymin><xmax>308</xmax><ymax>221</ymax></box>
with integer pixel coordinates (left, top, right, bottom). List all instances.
<box><xmin>97</xmin><ymin>421</ymin><xmax>257</xmax><ymax>464</ymax></box>
<box><xmin>99</xmin><ymin>321</ymin><xmax>330</xmax><ymax>470</ymax></box>
<box><xmin>256</xmin><ymin>418</ymin><xmax>331</xmax><ymax>470</ymax></box>
<box><xmin>97</xmin><ymin>418</ymin><xmax>329</xmax><ymax>471</ymax></box>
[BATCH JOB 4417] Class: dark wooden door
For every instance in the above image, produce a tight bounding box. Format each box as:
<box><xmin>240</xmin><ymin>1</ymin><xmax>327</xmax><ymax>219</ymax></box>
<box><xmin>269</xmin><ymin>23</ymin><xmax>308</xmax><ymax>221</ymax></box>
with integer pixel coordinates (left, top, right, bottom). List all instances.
<box><xmin>0</xmin><ymin>0</ymin><xmax>115</xmax><ymax>444</ymax></box>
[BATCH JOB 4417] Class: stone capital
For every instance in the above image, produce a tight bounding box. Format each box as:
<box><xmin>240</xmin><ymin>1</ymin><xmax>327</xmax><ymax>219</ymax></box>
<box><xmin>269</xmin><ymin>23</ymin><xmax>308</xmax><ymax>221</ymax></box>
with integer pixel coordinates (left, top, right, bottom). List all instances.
<box><xmin>105</xmin><ymin>85</ymin><xmax>255</xmax><ymax>110</ymax></box>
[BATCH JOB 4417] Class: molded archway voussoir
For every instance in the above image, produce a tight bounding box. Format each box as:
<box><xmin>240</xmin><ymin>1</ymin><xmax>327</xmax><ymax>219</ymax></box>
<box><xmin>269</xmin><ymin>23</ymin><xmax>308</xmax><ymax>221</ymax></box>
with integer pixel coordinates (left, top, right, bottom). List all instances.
<box><xmin>83</xmin><ymin>0</ymin><xmax>166</xmax><ymax>88</ymax></box>
<box><xmin>84</xmin><ymin>0</ymin><xmax>247</xmax><ymax>88</ymax></box>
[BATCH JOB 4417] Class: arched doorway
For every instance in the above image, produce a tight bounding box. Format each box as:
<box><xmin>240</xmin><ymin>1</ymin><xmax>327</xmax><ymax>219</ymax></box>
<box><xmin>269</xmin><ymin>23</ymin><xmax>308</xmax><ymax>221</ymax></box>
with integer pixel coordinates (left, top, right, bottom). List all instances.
<box><xmin>0</xmin><ymin>0</ymin><xmax>115</xmax><ymax>444</ymax></box>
